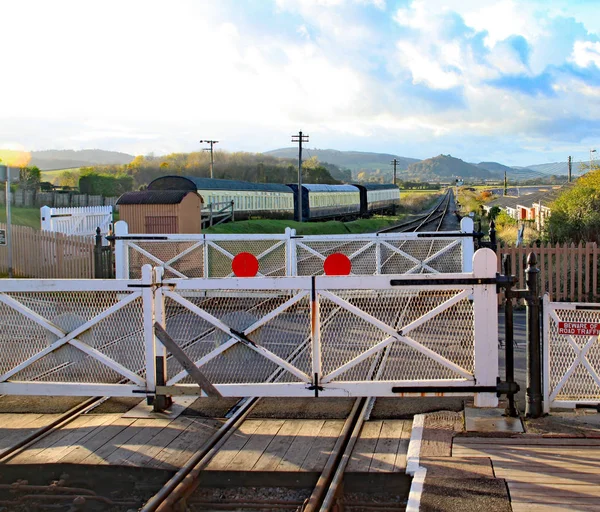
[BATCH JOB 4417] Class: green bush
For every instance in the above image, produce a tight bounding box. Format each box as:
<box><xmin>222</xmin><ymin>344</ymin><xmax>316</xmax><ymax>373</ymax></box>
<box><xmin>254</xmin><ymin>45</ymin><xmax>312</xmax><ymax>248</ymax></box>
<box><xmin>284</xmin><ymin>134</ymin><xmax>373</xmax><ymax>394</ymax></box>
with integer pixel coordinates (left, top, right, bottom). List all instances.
<box><xmin>79</xmin><ymin>169</ymin><xmax>134</xmax><ymax>196</ymax></box>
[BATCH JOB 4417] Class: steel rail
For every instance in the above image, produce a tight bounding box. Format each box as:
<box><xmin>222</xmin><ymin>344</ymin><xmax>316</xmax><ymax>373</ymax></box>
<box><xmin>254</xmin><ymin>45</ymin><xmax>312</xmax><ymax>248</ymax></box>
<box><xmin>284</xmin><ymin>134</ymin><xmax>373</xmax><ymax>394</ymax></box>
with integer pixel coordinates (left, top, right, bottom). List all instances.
<box><xmin>377</xmin><ymin>190</ymin><xmax>450</xmax><ymax>234</ymax></box>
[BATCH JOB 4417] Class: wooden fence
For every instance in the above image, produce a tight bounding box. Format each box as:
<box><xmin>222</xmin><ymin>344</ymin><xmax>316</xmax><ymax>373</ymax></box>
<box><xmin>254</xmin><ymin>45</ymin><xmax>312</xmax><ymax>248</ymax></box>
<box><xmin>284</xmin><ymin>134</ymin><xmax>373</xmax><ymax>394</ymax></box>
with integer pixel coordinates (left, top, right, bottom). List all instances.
<box><xmin>497</xmin><ymin>242</ymin><xmax>599</xmax><ymax>302</ymax></box>
<box><xmin>0</xmin><ymin>223</ymin><xmax>95</xmax><ymax>278</ymax></box>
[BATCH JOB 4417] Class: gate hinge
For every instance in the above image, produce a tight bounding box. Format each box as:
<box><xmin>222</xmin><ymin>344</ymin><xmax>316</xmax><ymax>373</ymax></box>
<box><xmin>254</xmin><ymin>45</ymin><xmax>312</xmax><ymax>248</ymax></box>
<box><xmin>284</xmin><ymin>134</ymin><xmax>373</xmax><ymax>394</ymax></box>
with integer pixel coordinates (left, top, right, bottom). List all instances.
<box><xmin>495</xmin><ymin>273</ymin><xmax>518</xmax><ymax>293</ymax></box>
<box><xmin>496</xmin><ymin>377</ymin><xmax>520</xmax><ymax>397</ymax></box>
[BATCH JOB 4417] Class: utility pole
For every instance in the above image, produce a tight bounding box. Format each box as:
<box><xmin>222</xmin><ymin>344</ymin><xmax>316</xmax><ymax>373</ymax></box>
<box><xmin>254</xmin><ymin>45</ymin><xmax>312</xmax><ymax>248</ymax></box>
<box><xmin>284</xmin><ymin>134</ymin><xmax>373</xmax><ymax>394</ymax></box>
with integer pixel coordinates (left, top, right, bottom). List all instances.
<box><xmin>200</xmin><ymin>140</ymin><xmax>218</xmax><ymax>179</ymax></box>
<box><xmin>590</xmin><ymin>148</ymin><xmax>596</xmax><ymax>172</ymax></box>
<box><xmin>503</xmin><ymin>170</ymin><xmax>508</xmax><ymax>196</ymax></box>
<box><xmin>391</xmin><ymin>159</ymin><xmax>398</xmax><ymax>186</ymax></box>
<box><xmin>291</xmin><ymin>131</ymin><xmax>309</xmax><ymax>222</ymax></box>
<box><xmin>568</xmin><ymin>156</ymin><xmax>572</xmax><ymax>183</ymax></box>
<box><xmin>0</xmin><ymin>165</ymin><xmax>12</xmax><ymax>278</ymax></box>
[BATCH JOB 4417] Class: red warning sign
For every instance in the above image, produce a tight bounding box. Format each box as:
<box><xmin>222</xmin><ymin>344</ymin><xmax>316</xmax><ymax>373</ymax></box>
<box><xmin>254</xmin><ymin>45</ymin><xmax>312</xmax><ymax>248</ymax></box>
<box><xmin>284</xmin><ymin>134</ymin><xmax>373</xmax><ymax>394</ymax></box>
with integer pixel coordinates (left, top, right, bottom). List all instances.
<box><xmin>232</xmin><ymin>252</ymin><xmax>259</xmax><ymax>277</ymax></box>
<box><xmin>324</xmin><ymin>253</ymin><xmax>352</xmax><ymax>276</ymax></box>
<box><xmin>558</xmin><ymin>322</ymin><xmax>600</xmax><ymax>336</ymax></box>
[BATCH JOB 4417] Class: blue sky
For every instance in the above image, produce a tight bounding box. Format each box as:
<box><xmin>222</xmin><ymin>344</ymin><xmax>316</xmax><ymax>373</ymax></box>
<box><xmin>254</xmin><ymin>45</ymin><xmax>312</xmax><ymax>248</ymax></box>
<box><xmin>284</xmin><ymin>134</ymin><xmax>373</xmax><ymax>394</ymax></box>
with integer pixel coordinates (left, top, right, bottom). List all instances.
<box><xmin>1</xmin><ymin>0</ymin><xmax>600</xmax><ymax>166</ymax></box>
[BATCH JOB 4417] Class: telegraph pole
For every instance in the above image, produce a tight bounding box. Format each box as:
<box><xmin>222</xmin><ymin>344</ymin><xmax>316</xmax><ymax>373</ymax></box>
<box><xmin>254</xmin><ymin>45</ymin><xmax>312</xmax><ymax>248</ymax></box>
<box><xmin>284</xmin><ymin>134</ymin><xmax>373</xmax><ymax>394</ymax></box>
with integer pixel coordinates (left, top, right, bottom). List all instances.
<box><xmin>200</xmin><ymin>140</ymin><xmax>219</xmax><ymax>179</ymax></box>
<box><xmin>291</xmin><ymin>131</ymin><xmax>309</xmax><ymax>222</ymax></box>
<box><xmin>0</xmin><ymin>165</ymin><xmax>12</xmax><ymax>278</ymax></box>
<box><xmin>391</xmin><ymin>159</ymin><xmax>398</xmax><ymax>186</ymax></box>
<box><xmin>568</xmin><ymin>156</ymin><xmax>572</xmax><ymax>183</ymax></box>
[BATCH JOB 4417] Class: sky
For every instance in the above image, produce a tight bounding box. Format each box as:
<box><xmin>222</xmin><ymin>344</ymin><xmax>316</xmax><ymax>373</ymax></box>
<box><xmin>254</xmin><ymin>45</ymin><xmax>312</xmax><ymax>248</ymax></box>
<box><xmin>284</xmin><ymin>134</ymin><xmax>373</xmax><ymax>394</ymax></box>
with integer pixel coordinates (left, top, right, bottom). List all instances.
<box><xmin>1</xmin><ymin>0</ymin><xmax>600</xmax><ymax>166</ymax></box>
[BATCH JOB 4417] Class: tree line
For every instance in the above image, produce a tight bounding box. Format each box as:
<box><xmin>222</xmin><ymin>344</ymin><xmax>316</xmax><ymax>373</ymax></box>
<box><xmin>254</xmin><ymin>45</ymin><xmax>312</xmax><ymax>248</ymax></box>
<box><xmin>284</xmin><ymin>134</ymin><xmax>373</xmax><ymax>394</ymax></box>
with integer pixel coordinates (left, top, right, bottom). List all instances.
<box><xmin>545</xmin><ymin>164</ymin><xmax>600</xmax><ymax>243</ymax></box>
<box><xmin>52</xmin><ymin>151</ymin><xmax>349</xmax><ymax>194</ymax></box>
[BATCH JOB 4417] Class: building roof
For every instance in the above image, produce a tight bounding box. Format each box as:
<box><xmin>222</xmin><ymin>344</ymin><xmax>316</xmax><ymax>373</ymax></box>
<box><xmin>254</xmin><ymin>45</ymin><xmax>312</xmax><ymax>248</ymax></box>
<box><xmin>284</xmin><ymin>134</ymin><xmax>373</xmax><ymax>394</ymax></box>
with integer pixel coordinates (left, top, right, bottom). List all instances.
<box><xmin>148</xmin><ymin>176</ymin><xmax>293</xmax><ymax>193</ymax></box>
<box><xmin>298</xmin><ymin>184</ymin><xmax>360</xmax><ymax>192</ymax></box>
<box><xmin>116</xmin><ymin>190</ymin><xmax>194</xmax><ymax>205</ymax></box>
<box><xmin>484</xmin><ymin>185</ymin><xmax>570</xmax><ymax>211</ymax></box>
<box><xmin>352</xmin><ymin>183</ymin><xmax>400</xmax><ymax>191</ymax></box>
<box><xmin>484</xmin><ymin>196</ymin><xmax>520</xmax><ymax>209</ymax></box>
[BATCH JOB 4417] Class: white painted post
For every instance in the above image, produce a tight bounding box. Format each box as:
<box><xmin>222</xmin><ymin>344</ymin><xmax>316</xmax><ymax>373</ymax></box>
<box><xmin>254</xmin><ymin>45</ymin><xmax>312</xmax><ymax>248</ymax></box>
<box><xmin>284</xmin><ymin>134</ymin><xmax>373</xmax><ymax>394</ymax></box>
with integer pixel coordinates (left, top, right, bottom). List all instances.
<box><xmin>375</xmin><ymin>240</ymin><xmax>382</xmax><ymax>275</ymax></box>
<box><xmin>311</xmin><ymin>280</ymin><xmax>322</xmax><ymax>390</ymax></box>
<box><xmin>472</xmin><ymin>248</ymin><xmax>499</xmax><ymax>407</ymax></box>
<box><xmin>285</xmin><ymin>227</ymin><xmax>293</xmax><ymax>277</ymax></box>
<box><xmin>141</xmin><ymin>264</ymin><xmax>156</xmax><ymax>395</ymax></box>
<box><xmin>461</xmin><ymin>217</ymin><xmax>474</xmax><ymax>273</ymax></box>
<box><xmin>40</xmin><ymin>205</ymin><xmax>52</xmax><ymax>231</ymax></box>
<box><xmin>203</xmin><ymin>235</ymin><xmax>209</xmax><ymax>278</ymax></box>
<box><xmin>543</xmin><ymin>294</ymin><xmax>550</xmax><ymax>413</ymax></box>
<box><xmin>154</xmin><ymin>266</ymin><xmax>167</xmax><ymax>362</ymax></box>
<box><xmin>114</xmin><ymin>221</ymin><xmax>129</xmax><ymax>279</ymax></box>
<box><xmin>289</xmin><ymin>228</ymin><xmax>298</xmax><ymax>276</ymax></box>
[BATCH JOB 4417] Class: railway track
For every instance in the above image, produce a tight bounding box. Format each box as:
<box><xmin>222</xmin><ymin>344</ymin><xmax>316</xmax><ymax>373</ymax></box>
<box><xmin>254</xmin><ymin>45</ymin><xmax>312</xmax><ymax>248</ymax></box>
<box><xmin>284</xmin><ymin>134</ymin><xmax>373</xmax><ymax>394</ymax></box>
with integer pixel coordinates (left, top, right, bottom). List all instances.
<box><xmin>378</xmin><ymin>189</ymin><xmax>453</xmax><ymax>234</ymax></box>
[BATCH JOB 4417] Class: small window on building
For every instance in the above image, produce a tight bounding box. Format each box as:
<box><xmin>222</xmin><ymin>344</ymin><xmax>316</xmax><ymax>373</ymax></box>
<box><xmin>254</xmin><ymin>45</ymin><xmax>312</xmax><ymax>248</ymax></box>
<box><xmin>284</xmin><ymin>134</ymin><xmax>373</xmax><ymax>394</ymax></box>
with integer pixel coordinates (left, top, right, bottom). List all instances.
<box><xmin>145</xmin><ymin>216</ymin><xmax>178</xmax><ymax>233</ymax></box>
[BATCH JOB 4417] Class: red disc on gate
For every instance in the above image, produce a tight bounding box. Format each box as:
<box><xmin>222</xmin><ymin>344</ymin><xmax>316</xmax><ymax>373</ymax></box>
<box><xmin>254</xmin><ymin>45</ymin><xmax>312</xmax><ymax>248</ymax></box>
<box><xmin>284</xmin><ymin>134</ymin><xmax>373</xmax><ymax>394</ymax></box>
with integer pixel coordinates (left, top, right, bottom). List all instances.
<box><xmin>232</xmin><ymin>252</ymin><xmax>259</xmax><ymax>277</ymax></box>
<box><xmin>324</xmin><ymin>253</ymin><xmax>352</xmax><ymax>276</ymax></box>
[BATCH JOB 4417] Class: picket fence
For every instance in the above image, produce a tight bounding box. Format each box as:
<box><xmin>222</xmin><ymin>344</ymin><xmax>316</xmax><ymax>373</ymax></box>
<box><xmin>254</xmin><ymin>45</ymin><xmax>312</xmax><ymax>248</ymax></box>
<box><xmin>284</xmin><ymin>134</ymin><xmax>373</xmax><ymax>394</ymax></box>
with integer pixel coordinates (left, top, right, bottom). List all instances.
<box><xmin>0</xmin><ymin>223</ymin><xmax>95</xmax><ymax>278</ymax></box>
<box><xmin>497</xmin><ymin>241</ymin><xmax>600</xmax><ymax>302</ymax></box>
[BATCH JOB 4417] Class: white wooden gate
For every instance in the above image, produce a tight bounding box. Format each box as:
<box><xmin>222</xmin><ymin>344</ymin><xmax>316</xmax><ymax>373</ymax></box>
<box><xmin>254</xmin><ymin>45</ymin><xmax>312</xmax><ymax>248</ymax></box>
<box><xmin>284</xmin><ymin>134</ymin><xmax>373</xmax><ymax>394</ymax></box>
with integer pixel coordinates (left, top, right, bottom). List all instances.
<box><xmin>0</xmin><ymin>249</ymin><xmax>498</xmax><ymax>406</ymax></box>
<box><xmin>41</xmin><ymin>205</ymin><xmax>113</xmax><ymax>238</ymax></box>
<box><xmin>114</xmin><ymin>218</ymin><xmax>475</xmax><ymax>279</ymax></box>
<box><xmin>0</xmin><ymin>267</ymin><xmax>154</xmax><ymax>397</ymax></box>
<box><xmin>543</xmin><ymin>295</ymin><xmax>600</xmax><ymax>411</ymax></box>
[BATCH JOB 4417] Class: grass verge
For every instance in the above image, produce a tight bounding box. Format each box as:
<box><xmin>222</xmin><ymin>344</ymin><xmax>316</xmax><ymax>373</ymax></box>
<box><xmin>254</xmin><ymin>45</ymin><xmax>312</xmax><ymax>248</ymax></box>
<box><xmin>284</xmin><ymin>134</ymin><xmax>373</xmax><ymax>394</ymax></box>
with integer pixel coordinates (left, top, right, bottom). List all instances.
<box><xmin>0</xmin><ymin>206</ymin><xmax>41</xmax><ymax>229</ymax></box>
<box><xmin>204</xmin><ymin>215</ymin><xmax>407</xmax><ymax>235</ymax></box>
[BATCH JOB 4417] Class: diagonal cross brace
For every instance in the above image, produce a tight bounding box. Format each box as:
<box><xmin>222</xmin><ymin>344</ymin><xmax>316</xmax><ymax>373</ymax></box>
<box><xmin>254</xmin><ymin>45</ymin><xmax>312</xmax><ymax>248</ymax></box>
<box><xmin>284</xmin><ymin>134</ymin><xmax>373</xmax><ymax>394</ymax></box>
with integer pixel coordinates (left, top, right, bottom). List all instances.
<box><xmin>154</xmin><ymin>323</ymin><xmax>222</xmax><ymax>398</ymax></box>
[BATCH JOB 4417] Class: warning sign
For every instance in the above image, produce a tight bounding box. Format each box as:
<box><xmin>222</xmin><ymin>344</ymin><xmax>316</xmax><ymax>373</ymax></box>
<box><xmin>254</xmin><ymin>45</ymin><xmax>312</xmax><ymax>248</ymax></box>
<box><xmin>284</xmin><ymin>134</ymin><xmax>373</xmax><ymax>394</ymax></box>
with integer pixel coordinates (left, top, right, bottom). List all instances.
<box><xmin>558</xmin><ymin>322</ymin><xmax>600</xmax><ymax>336</ymax></box>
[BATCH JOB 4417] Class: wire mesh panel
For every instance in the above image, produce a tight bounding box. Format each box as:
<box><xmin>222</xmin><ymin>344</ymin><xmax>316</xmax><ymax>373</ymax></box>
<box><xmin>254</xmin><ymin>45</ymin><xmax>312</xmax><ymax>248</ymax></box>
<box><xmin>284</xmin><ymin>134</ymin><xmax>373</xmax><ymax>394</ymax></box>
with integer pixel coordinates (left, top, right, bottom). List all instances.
<box><xmin>296</xmin><ymin>237</ymin><xmax>463</xmax><ymax>276</ymax></box>
<box><xmin>544</xmin><ymin>297</ymin><xmax>600</xmax><ymax>411</ymax></box>
<box><xmin>128</xmin><ymin>240</ymin><xmax>205</xmax><ymax>279</ymax></box>
<box><xmin>0</xmin><ymin>276</ymin><xmax>151</xmax><ymax>397</ymax></box>
<box><xmin>205</xmin><ymin>239</ymin><xmax>287</xmax><ymax>277</ymax></box>
<box><xmin>318</xmin><ymin>288</ymin><xmax>475</xmax><ymax>383</ymax></box>
<box><xmin>161</xmin><ymin>284</ymin><xmax>312</xmax><ymax>387</ymax></box>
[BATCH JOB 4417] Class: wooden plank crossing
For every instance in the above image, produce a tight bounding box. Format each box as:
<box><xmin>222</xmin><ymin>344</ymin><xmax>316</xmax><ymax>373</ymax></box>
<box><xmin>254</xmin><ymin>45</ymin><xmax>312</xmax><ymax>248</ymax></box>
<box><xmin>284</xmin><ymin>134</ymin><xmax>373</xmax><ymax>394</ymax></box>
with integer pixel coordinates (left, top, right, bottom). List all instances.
<box><xmin>0</xmin><ymin>413</ymin><xmax>63</xmax><ymax>458</ymax></box>
<box><xmin>453</xmin><ymin>437</ymin><xmax>600</xmax><ymax>512</ymax></box>
<box><xmin>4</xmin><ymin>412</ymin><xmax>224</xmax><ymax>470</ymax></box>
<box><xmin>1</xmin><ymin>414</ymin><xmax>411</xmax><ymax>475</ymax></box>
<box><xmin>348</xmin><ymin>419</ymin><xmax>411</xmax><ymax>473</ymax></box>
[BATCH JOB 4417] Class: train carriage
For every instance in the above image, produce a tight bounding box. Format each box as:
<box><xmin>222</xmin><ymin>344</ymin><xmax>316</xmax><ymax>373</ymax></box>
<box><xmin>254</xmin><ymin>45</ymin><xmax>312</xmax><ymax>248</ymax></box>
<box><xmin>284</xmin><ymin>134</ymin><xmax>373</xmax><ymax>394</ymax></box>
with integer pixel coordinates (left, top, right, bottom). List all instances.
<box><xmin>353</xmin><ymin>183</ymin><xmax>401</xmax><ymax>216</ymax></box>
<box><xmin>288</xmin><ymin>184</ymin><xmax>361</xmax><ymax>222</ymax></box>
<box><xmin>148</xmin><ymin>176</ymin><xmax>295</xmax><ymax>219</ymax></box>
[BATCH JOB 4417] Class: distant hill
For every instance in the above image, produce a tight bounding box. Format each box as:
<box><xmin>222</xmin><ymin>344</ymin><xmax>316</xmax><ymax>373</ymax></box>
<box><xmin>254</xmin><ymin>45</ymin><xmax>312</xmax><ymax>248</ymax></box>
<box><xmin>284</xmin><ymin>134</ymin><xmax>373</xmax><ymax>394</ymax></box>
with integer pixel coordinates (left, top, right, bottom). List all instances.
<box><xmin>30</xmin><ymin>149</ymin><xmax>135</xmax><ymax>170</ymax></box>
<box><xmin>264</xmin><ymin>148</ymin><xmax>419</xmax><ymax>175</ymax></box>
<box><xmin>407</xmin><ymin>154</ymin><xmax>494</xmax><ymax>181</ymax></box>
<box><xmin>475</xmin><ymin>161</ymin><xmax>547</xmax><ymax>181</ymax></box>
<box><xmin>521</xmin><ymin>161</ymin><xmax>587</xmax><ymax>177</ymax></box>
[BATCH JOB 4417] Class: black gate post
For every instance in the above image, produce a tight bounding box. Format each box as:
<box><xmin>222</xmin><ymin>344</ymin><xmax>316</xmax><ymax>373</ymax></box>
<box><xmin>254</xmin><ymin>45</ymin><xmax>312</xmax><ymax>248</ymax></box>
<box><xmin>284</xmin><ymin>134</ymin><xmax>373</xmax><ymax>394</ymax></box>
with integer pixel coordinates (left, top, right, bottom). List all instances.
<box><xmin>525</xmin><ymin>252</ymin><xmax>542</xmax><ymax>418</ymax></box>
<box><xmin>94</xmin><ymin>226</ymin><xmax>115</xmax><ymax>279</ymax></box>
<box><xmin>94</xmin><ymin>227</ymin><xmax>103</xmax><ymax>279</ymax></box>
<box><xmin>489</xmin><ymin>219</ymin><xmax>497</xmax><ymax>253</ymax></box>
<box><xmin>503</xmin><ymin>254</ymin><xmax>519</xmax><ymax>417</ymax></box>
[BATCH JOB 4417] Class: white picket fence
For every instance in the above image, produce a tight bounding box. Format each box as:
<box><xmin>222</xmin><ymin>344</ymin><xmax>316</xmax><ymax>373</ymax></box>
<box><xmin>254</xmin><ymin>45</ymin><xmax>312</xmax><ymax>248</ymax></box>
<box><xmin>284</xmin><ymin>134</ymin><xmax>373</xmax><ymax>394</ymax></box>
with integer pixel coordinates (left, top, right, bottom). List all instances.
<box><xmin>114</xmin><ymin>217</ymin><xmax>475</xmax><ymax>279</ymax></box>
<box><xmin>40</xmin><ymin>205</ymin><xmax>113</xmax><ymax>238</ymax></box>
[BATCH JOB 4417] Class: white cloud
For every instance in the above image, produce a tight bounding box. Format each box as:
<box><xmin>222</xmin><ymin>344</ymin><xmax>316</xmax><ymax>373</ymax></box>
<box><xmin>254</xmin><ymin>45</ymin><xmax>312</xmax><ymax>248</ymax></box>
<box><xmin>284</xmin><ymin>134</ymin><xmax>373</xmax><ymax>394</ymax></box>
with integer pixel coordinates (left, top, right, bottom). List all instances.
<box><xmin>571</xmin><ymin>41</ymin><xmax>600</xmax><ymax>68</ymax></box>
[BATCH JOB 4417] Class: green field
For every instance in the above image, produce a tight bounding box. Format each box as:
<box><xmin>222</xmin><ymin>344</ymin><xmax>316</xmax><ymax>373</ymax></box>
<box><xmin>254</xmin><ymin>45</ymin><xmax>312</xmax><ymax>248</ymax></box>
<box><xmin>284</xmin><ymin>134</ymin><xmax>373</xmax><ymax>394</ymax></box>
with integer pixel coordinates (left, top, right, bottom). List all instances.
<box><xmin>40</xmin><ymin>167</ymin><xmax>80</xmax><ymax>184</ymax></box>
<box><xmin>0</xmin><ymin>206</ymin><xmax>41</xmax><ymax>229</ymax></box>
<box><xmin>204</xmin><ymin>215</ymin><xmax>406</xmax><ymax>235</ymax></box>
